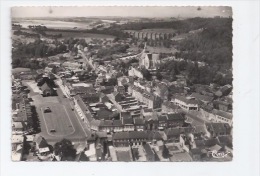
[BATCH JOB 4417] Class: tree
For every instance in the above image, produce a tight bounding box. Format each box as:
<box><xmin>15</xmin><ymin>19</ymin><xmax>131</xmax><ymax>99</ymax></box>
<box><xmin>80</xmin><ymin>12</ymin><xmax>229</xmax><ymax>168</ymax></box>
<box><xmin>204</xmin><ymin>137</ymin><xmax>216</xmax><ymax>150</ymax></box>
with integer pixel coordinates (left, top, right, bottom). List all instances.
<box><xmin>133</xmin><ymin>148</ymin><xmax>140</xmax><ymax>160</ymax></box>
<box><xmin>141</xmin><ymin>68</ymin><xmax>152</xmax><ymax>81</ymax></box>
<box><xmin>162</xmin><ymin>145</ymin><xmax>170</xmax><ymax>159</ymax></box>
<box><xmin>101</xmin><ymin>77</ymin><xmax>117</xmax><ymax>86</ymax></box>
<box><xmin>155</xmin><ymin>71</ymin><xmax>163</xmax><ymax>80</ymax></box>
<box><xmin>54</xmin><ymin>139</ymin><xmax>76</xmax><ymax>161</ymax></box>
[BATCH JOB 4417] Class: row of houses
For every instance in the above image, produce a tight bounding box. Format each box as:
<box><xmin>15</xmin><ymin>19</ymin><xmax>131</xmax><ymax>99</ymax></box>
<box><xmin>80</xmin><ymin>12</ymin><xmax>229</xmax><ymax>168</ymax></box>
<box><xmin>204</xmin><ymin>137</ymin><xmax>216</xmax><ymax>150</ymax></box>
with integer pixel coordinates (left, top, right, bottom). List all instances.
<box><xmin>129</xmin><ymin>85</ymin><xmax>162</xmax><ymax>109</ymax></box>
<box><xmin>89</xmin><ymin>112</ymin><xmax>186</xmax><ymax>134</ymax></box>
<box><xmin>202</xmin><ymin>108</ymin><xmax>233</xmax><ymax>126</ymax></box>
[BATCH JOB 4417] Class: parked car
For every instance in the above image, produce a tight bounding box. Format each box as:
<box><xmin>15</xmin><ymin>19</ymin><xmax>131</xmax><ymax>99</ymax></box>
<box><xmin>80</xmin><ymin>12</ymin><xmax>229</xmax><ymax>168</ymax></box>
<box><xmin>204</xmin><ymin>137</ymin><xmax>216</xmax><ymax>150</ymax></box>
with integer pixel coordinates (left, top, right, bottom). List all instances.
<box><xmin>44</xmin><ymin>107</ymin><xmax>51</xmax><ymax>113</ymax></box>
<box><xmin>50</xmin><ymin>129</ymin><xmax>56</xmax><ymax>132</ymax></box>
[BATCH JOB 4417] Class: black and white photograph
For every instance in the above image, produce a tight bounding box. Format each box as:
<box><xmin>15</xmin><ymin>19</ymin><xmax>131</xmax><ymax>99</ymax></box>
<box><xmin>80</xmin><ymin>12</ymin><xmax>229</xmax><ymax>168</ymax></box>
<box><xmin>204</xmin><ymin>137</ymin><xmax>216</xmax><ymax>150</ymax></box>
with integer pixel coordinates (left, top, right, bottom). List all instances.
<box><xmin>1</xmin><ymin>1</ymin><xmax>260</xmax><ymax>176</ymax></box>
<box><xmin>10</xmin><ymin>6</ymin><xmax>234</xmax><ymax>162</ymax></box>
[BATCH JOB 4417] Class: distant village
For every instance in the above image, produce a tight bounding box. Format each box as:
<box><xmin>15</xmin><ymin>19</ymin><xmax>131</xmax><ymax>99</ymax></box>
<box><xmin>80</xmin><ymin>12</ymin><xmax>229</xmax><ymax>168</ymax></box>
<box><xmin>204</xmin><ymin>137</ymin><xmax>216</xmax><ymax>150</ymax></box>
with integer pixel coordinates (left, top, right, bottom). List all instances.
<box><xmin>11</xmin><ymin>17</ymin><xmax>233</xmax><ymax>162</ymax></box>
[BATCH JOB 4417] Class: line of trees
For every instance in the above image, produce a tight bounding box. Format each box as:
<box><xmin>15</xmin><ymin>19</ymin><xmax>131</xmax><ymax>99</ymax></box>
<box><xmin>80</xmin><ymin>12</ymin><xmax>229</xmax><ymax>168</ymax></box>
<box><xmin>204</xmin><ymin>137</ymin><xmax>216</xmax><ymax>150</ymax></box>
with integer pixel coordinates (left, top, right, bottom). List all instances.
<box><xmin>118</xmin><ymin>17</ymin><xmax>231</xmax><ymax>34</ymax></box>
<box><xmin>96</xmin><ymin>44</ymin><xmax>130</xmax><ymax>59</ymax></box>
<box><xmin>176</xmin><ymin>18</ymin><xmax>232</xmax><ymax>68</ymax></box>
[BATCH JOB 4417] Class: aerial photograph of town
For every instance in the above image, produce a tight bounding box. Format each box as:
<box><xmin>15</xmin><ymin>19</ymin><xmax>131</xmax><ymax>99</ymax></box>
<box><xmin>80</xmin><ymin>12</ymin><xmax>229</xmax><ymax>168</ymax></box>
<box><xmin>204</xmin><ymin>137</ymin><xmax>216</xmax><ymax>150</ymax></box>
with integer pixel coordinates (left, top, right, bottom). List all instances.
<box><xmin>11</xmin><ymin>6</ymin><xmax>233</xmax><ymax>162</ymax></box>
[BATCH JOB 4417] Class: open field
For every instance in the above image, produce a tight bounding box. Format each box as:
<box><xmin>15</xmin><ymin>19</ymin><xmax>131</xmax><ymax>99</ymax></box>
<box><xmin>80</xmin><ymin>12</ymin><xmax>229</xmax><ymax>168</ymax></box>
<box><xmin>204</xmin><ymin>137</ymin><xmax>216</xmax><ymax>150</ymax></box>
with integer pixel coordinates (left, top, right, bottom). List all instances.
<box><xmin>40</xmin><ymin>104</ymin><xmax>74</xmax><ymax>136</ymax></box>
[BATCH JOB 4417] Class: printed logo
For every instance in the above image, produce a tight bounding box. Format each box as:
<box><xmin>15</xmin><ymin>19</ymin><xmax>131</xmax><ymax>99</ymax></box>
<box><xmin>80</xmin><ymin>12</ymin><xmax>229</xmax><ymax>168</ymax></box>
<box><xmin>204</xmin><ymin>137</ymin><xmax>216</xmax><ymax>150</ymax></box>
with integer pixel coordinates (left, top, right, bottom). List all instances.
<box><xmin>208</xmin><ymin>150</ymin><xmax>231</xmax><ymax>158</ymax></box>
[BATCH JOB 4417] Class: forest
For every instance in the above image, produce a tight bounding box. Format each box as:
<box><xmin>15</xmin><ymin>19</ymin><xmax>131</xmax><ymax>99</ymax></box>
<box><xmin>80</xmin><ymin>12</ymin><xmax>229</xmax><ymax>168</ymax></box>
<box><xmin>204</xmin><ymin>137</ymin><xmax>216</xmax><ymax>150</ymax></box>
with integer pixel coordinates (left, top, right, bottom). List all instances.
<box><xmin>176</xmin><ymin>17</ymin><xmax>233</xmax><ymax>69</ymax></box>
<box><xmin>12</xmin><ymin>39</ymin><xmax>67</xmax><ymax>69</ymax></box>
<box><xmin>119</xmin><ymin>17</ymin><xmax>232</xmax><ymax>34</ymax></box>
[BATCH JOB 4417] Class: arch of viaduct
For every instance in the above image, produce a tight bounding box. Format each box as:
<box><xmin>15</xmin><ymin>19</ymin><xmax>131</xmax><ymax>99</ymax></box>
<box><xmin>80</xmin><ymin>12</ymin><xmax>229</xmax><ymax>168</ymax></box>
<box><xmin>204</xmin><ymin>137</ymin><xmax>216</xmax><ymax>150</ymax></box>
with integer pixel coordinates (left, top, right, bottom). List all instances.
<box><xmin>126</xmin><ymin>31</ymin><xmax>175</xmax><ymax>40</ymax></box>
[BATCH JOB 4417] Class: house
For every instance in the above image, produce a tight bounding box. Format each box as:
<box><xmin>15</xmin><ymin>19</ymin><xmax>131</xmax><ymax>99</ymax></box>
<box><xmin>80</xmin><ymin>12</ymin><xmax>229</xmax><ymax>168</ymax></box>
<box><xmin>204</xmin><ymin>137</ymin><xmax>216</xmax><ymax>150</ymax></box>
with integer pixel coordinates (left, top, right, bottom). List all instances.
<box><xmin>131</xmin><ymin>85</ymin><xmax>162</xmax><ymax>109</ymax></box>
<box><xmin>212</xmin><ymin>109</ymin><xmax>233</xmax><ymax>126</ymax></box>
<box><xmin>129</xmin><ymin>131</ymin><xmax>149</xmax><ymax>146</ymax></box>
<box><xmin>120</xmin><ymin>111</ymin><xmax>132</xmax><ymax>120</ymax></box>
<box><xmin>173</xmin><ymin>95</ymin><xmax>199</xmax><ymax>111</ymax></box>
<box><xmin>95</xmin><ymin>108</ymin><xmax>114</xmax><ymax>120</ymax></box>
<box><xmin>12</xmin><ymin>122</ymin><xmax>24</xmax><ymax>132</ymax></box>
<box><xmin>161</xmin><ymin>101</ymin><xmax>181</xmax><ymax>113</ymax></box>
<box><xmin>84</xmin><ymin>143</ymin><xmax>97</xmax><ymax>161</ymax></box>
<box><xmin>95</xmin><ymin>75</ymin><xmax>106</xmax><ymax>87</ymax></box>
<box><xmin>134</xmin><ymin>118</ymin><xmax>145</xmax><ymax>131</ymax></box>
<box><xmin>113</xmin><ymin>120</ymin><xmax>124</xmax><ymax>132</ymax></box>
<box><xmin>81</xmin><ymin>93</ymin><xmax>100</xmax><ymax>104</ymax></box>
<box><xmin>99</xmin><ymin>93</ymin><xmax>110</xmax><ymax>103</ymax></box>
<box><xmin>33</xmin><ymin>135</ymin><xmax>50</xmax><ymax>156</ymax></box>
<box><xmin>123</xmin><ymin>118</ymin><xmax>135</xmax><ymax>131</ymax></box>
<box><xmin>40</xmin><ymin>82</ymin><xmax>56</xmax><ymax>97</ymax></box>
<box><xmin>158</xmin><ymin>114</ymin><xmax>168</xmax><ymax>130</ymax></box>
<box><xmin>11</xmin><ymin>135</ymin><xmax>25</xmax><ymax>161</ymax></box>
<box><xmin>128</xmin><ymin>67</ymin><xmax>143</xmax><ymax>79</ymax></box>
<box><xmin>12</xmin><ymin>135</ymin><xmax>24</xmax><ymax>151</ymax></box>
<box><xmin>154</xmin><ymin>83</ymin><xmax>169</xmax><ymax>100</ymax></box>
<box><xmin>112</xmin><ymin>132</ymin><xmax>130</xmax><ymax>147</ymax></box>
<box><xmin>71</xmin><ymin>86</ymin><xmax>96</xmax><ymax>96</ymax></box>
<box><xmin>98</xmin><ymin>86</ymin><xmax>115</xmax><ymax>94</ymax></box>
<box><xmin>90</xmin><ymin>119</ymin><xmax>102</xmax><ymax>131</ymax></box>
<box><xmin>206</xmin><ymin>123</ymin><xmax>231</xmax><ymax>137</ymax></box>
<box><xmin>147</xmin><ymin>131</ymin><xmax>163</xmax><ymax>144</ymax></box>
<box><xmin>112</xmin><ymin>92</ymin><xmax>124</xmax><ymax>102</ymax></box>
<box><xmin>166</xmin><ymin>113</ymin><xmax>185</xmax><ymax>128</ymax></box>
<box><xmin>144</xmin><ymin>112</ymin><xmax>158</xmax><ymax>130</ymax></box>
<box><xmin>112</xmin><ymin>131</ymin><xmax>149</xmax><ymax>147</ymax></box>
<box><xmin>114</xmin><ymin>85</ymin><xmax>126</xmax><ymax>95</ymax></box>
<box><xmin>190</xmin><ymin>93</ymin><xmax>214</xmax><ymax>105</ymax></box>
<box><xmin>74</xmin><ymin>95</ymin><xmax>93</xmax><ymax>123</ymax></box>
<box><xmin>139</xmin><ymin>46</ymin><xmax>161</xmax><ymax>70</ymax></box>
<box><xmin>99</xmin><ymin>120</ymin><xmax>114</xmax><ymax>133</ymax></box>
<box><xmin>213</xmin><ymin>100</ymin><xmax>232</xmax><ymax>112</ymax></box>
<box><xmin>164</xmin><ymin>128</ymin><xmax>181</xmax><ymax>143</ymax></box>
<box><xmin>141</xmin><ymin>108</ymin><xmax>153</xmax><ymax>118</ymax></box>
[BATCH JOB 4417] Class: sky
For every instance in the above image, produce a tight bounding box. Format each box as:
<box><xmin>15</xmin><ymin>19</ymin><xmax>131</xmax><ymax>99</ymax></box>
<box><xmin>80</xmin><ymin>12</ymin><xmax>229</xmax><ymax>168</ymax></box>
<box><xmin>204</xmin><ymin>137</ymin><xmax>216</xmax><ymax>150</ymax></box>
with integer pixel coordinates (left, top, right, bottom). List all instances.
<box><xmin>11</xmin><ymin>6</ymin><xmax>232</xmax><ymax>18</ymax></box>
